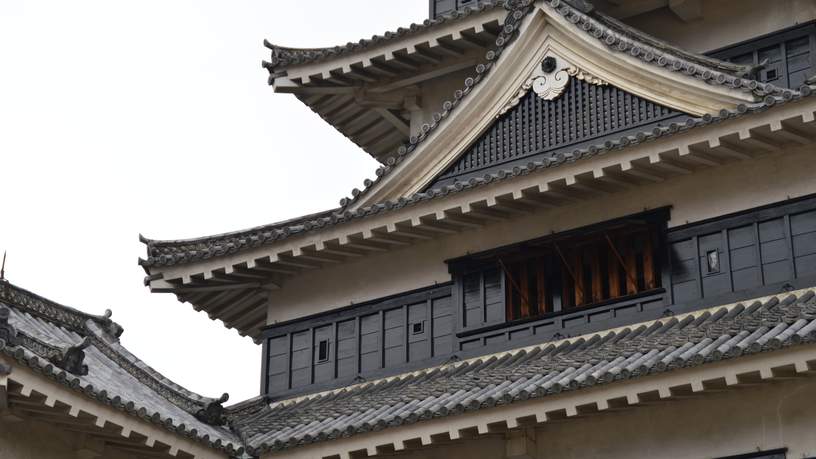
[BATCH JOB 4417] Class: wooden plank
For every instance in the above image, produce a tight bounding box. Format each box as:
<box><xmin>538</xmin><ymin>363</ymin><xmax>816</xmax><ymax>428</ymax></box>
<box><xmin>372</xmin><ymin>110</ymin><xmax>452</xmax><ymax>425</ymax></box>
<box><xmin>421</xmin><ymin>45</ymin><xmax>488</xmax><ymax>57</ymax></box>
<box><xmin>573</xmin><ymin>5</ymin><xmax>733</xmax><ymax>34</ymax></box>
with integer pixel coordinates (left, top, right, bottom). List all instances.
<box><xmin>573</xmin><ymin>250</ymin><xmax>585</xmax><ymax>306</ymax></box>
<box><xmin>519</xmin><ymin>262</ymin><xmax>530</xmax><ymax>318</ymax></box>
<box><xmin>591</xmin><ymin>245</ymin><xmax>603</xmax><ymax>303</ymax></box>
<box><xmin>643</xmin><ymin>233</ymin><xmax>656</xmax><ymax>290</ymax></box>
<box><xmin>609</xmin><ymin>245</ymin><xmax>622</xmax><ymax>298</ymax></box>
<box><xmin>625</xmin><ymin>240</ymin><xmax>638</xmax><ymax>295</ymax></box>
<box><xmin>537</xmin><ymin>258</ymin><xmax>548</xmax><ymax>314</ymax></box>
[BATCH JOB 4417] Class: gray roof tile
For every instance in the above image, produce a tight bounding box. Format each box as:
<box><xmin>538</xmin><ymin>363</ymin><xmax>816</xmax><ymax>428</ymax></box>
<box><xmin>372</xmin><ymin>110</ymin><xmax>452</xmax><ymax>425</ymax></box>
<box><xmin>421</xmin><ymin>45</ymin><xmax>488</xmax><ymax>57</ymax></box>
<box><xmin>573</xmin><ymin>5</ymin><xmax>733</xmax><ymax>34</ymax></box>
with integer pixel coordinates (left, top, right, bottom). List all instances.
<box><xmin>231</xmin><ymin>289</ymin><xmax>816</xmax><ymax>456</ymax></box>
<box><xmin>0</xmin><ymin>280</ymin><xmax>243</xmax><ymax>455</ymax></box>
<box><xmin>140</xmin><ymin>0</ymin><xmax>814</xmax><ymax>270</ymax></box>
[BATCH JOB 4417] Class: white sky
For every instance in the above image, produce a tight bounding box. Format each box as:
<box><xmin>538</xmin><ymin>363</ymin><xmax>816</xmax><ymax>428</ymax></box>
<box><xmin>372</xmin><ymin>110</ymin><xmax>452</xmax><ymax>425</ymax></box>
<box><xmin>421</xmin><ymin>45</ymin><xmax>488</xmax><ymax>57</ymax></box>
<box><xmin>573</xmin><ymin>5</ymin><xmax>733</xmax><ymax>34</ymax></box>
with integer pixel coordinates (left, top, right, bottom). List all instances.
<box><xmin>0</xmin><ymin>1</ymin><xmax>427</xmax><ymax>403</ymax></box>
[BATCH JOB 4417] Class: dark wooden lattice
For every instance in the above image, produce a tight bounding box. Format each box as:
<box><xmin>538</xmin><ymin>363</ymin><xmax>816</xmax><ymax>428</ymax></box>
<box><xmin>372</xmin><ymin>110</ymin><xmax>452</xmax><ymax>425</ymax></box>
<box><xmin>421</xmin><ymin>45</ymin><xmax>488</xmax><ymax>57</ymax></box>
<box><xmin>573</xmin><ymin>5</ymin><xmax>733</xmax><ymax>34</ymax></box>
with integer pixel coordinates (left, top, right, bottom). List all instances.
<box><xmin>428</xmin><ymin>78</ymin><xmax>686</xmax><ymax>188</ymax></box>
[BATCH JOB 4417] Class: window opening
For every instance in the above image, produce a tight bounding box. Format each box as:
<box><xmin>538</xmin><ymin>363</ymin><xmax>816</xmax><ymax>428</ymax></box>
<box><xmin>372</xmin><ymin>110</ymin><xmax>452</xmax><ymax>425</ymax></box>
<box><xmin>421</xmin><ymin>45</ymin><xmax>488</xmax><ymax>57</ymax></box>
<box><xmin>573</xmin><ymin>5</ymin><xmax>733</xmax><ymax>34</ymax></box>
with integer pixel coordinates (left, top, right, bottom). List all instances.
<box><xmin>502</xmin><ymin>223</ymin><xmax>661</xmax><ymax>321</ymax></box>
<box><xmin>317</xmin><ymin>339</ymin><xmax>330</xmax><ymax>363</ymax></box>
<box><xmin>706</xmin><ymin>250</ymin><xmax>720</xmax><ymax>273</ymax></box>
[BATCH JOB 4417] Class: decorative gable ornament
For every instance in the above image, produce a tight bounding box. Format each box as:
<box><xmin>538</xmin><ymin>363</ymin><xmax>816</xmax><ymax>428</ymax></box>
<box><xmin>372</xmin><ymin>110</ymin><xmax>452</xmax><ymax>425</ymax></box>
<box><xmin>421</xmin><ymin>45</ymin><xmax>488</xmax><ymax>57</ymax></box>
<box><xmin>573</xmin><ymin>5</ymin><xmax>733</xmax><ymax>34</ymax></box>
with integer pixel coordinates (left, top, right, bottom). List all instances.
<box><xmin>499</xmin><ymin>54</ymin><xmax>608</xmax><ymax>117</ymax></box>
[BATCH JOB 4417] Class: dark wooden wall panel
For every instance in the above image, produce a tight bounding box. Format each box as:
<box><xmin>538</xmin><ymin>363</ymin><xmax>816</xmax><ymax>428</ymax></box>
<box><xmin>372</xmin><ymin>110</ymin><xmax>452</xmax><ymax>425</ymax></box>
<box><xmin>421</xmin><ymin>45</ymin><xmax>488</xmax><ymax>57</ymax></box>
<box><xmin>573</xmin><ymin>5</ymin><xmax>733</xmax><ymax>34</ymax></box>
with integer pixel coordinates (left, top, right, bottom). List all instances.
<box><xmin>263</xmin><ymin>285</ymin><xmax>453</xmax><ymax>398</ymax></box>
<box><xmin>384</xmin><ymin>308</ymin><xmax>406</xmax><ymax>367</ymax></box>
<box><xmin>313</xmin><ymin>325</ymin><xmax>333</xmax><ymax>383</ymax></box>
<box><xmin>359</xmin><ymin>314</ymin><xmax>381</xmax><ymax>373</ymax></box>
<box><xmin>427</xmin><ymin>80</ymin><xmax>686</xmax><ymax>189</ymax></box>
<box><xmin>408</xmin><ymin>302</ymin><xmax>431</xmax><ymax>362</ymax></box>
<box><xmin>264</xmin><ymin>197</ymin><xmax>816</xmax><ymax>399</ymax></box>
<box><xmin>484</xmin><ymin>268</ymin><xmax>504</xmax><ymax>324</ymax></box>
<box><xmin>432</xmin><ymin>296</ymin><xmax>454</xmax><ymax>356</ymax></box>
<box><xmin>290</xmin><ymin>331</ymin><xmax>311</xmax><ymax>388</ymax></box>
<box><xmin>336</xmin><ymin>319</ymin><xmax>357</xmax><ymax>379</ymax></box>
<box><xmin>266</xmin><ymin>336</ymin><xmax>289</xmax><ymax>393</ymax></box>
<box><xmin>710</xmin><ymin>22</ymin><xmax>815</xmax><ymax>89</ymax></box>
<box><xmin>729</xmin><ymin>225</ymin><xmax>763</xmax><ymax>292</ymax></box>
<box><xmin>793</xmin><ymin>210</ymin><xmax>816</xmax><ymax>275</ymax></box>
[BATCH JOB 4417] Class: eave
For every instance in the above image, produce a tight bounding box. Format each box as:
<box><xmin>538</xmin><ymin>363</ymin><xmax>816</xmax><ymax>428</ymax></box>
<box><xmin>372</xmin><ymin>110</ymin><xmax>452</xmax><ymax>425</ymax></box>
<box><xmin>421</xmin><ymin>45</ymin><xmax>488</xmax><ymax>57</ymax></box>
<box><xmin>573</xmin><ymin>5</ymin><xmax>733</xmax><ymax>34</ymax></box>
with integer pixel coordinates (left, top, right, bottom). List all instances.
<box><xmin>265</xmin><ymin>5</ymin><xmax>506</xmax><ymax>162</ymax></box>
<box><xmin>240</xmin><ymin>288</ymin><xmax>816</xmax><ymax>458</ymax></box>
<box><xmin>0</xmin><ymin>360</ymin><xmax>230</xmax><ymax>458</ymax></box>
<box><xmin>142</xmin><ymin>95</ymin><xmax>816</xmax><ymax>339</ymax></box>
<box><xmin>345</xmin><ymin>1</ymin><xmax>765</xmax><ymax>210</ymax></box>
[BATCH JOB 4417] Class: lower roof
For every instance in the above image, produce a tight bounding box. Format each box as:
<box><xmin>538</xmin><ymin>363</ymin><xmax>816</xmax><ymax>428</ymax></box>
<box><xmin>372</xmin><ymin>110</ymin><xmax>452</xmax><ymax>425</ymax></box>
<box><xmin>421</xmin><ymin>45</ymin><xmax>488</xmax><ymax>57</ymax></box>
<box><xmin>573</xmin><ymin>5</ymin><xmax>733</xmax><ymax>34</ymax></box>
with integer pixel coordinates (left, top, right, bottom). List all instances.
<box><xmin>232</xmin><ymin>287</ymin><xmax>816</xmax><ymax>456</ymax></box>
<box><xmin>0</xmin><ymin>280</ymin><xmax>242</xmax><ymax>455</ymax></box>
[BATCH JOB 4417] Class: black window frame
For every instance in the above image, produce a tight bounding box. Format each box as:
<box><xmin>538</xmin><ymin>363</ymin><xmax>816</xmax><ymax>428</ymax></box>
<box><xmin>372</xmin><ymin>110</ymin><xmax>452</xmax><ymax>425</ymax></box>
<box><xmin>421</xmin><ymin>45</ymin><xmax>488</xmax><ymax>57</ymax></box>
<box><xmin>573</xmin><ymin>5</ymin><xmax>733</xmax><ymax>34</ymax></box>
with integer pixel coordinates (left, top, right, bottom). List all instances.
<box><xmin>707</xmin><ymin>21</ymin><xmax>816</xmax><ymax>89</ymax></box>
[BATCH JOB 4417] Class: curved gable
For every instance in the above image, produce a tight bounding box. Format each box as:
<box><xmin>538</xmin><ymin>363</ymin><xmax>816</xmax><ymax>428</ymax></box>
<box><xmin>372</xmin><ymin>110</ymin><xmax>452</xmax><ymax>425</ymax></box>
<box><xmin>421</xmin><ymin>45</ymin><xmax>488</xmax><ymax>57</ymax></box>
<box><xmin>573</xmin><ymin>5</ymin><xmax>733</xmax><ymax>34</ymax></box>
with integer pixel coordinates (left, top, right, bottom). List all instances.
<box><xmin>426</xmin><ymin>76</ymin><xmax>689</xmax><ymax>189</ymax></box>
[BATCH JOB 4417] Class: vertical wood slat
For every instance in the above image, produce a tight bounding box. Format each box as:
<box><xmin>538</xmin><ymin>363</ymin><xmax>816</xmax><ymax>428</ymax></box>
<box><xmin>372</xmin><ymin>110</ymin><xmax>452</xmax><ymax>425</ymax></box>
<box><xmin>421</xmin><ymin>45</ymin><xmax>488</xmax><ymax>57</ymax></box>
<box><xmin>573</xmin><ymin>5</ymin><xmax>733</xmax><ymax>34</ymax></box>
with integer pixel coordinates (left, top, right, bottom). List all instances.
<box><xmin>287</xmin><ymin>333</ymin><xmax>293</xmax><ymax>390</ymax></box>
<box><xmin>722</xmin><ymin>229</ymin><xmax>734</xmax><ymax>294</ymax></box>
<box><xmin>332</xmin><ymin>322</ymin><xmax>338</xmax><ymax>379</ymax></box>
<box><xmin>573</xmin><ymin>250</ymin><xmax>585</xmax><ymax>306</ymax></box>
<box><xmin>505</xmin><ymin>266</ymin><xmax>513</xmax><ymax>321</ymax></box>
<box><xmin>754</xmin><ymin>222</ymin><xmax>765</xmax><ymax>286</ymax></box>
<box><xmin>643</xmin><ymin>233</ymin><xmax>656</xmax><ymax>290</ymax></box>
<box><xmin>403</xmin><ymin>304</ymin><xmax>410</xmax><ymax>364</ymax></box>
<box><xmin>354</xmin><ymin>316</ymin><xmax>361</xmax><ymax>376</ymax></box>
<box><xmin>480</xmin><ymin>272</ymin><xmax>486</xmax><ymax>326</ymax></box>
<box><xmin>378</xmin><ymin>310</ymin><xmax>385</xmax><ymax>369</ymax></box>
<box><xmin>519</xmin><ymin>262</ymin><xmax>530</xmax><ymax>318</ymax></box>
<box><xmin>537</xmin><ymin>257</ymin><xmax>548</xmax><ymax>314</ymax></box>
<box><xmin>784</xmin><ymin>214</ymin><xmax>797</xmax><ymax>279</ymax></box>
<box><xmin>428</xmin><ymin>298</ymin><xmax>435</xmax><ymax>357</ymax></box>
<box><xmin>625</xmin><ymin>240</ymin><xmax>639</xmax><ymax>295</ymax></box>
<box><xmin>590</xmin><ymin>245</ymin><xmax>603</xmax><ymax>303</ymax></box>
<box><xmin>608</xmin><ymin>244</ymin><xmax>622</xmax><ymax>298</ymax></box>
<box><xmin>693</xmin><ymin>236</ymin><xmax>703</xmax><ymax>298</ymax></box>
<box><xmin>309</xmin><ymin>327</ymin><xmax>315</xmax><ymax>385</ymax></box>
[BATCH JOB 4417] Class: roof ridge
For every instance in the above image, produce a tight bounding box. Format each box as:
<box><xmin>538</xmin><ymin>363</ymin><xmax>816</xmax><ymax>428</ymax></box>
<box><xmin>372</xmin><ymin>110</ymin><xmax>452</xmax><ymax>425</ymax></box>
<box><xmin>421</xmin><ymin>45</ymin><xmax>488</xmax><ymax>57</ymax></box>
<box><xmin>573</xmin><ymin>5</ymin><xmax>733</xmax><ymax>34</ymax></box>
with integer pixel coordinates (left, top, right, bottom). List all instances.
<box><xmin>335</xmin><ymin>0</ymin><xmax>793</xmax><ymax>210</ymax></box>
<box><xmin>238</xmin><ymin>288</ymin><xmax>816</xmax><ymax>455</ymax></box>
<box><xmin>0</xmin><ymin>280</ymin><xmax>122</xmax><ymax>338</ymax></box>
<box><xmin>138</xmin><ymin>84</ymin><xmax>814</xmax><ymax>268</ymax></box>
<box><xmin>0</xmin><ymin>280</ymin><xmax>231</xmax><ymax>424</ymax></box>
<box><xmin>262</xmin><ymin>1</ymin><xmax>507</xmax><ymax>74</ymax></box>
<box><xmin>139</xmin><ymin>0</ymin><xmax>813</xmax><ymax>270</ymax></box>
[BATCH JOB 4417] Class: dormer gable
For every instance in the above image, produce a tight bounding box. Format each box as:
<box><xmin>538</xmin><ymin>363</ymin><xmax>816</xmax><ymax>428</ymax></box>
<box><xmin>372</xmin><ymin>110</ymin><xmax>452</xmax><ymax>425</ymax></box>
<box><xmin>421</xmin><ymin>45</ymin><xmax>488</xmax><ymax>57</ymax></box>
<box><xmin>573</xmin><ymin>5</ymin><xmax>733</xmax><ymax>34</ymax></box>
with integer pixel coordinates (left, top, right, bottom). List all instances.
<box><xmin>344</xmin><ymin>0</ymin><xmax>769</xmax><ymax>210</ymax></box>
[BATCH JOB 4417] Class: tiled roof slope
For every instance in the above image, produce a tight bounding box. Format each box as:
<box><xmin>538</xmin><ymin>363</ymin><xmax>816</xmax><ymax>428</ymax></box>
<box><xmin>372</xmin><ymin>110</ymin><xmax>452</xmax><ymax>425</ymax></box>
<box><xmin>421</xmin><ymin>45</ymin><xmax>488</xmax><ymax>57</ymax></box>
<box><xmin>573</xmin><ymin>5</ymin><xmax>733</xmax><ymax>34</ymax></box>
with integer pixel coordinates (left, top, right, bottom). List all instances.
<box><xmin>140</xmin><ymin>0</ymin><xmax>812</xmax><ymax>269</ymax></box>
<box><xmin>0</xmin><ymin>280</ymin><xmax>243</xmax><ymax>455</ymax></box>
<box><xmin>262</xmin><ymin>1</ymin><xmax>508</xmax><ymax>75</ymax></box>
<box><xmin>232</xmin><ymin>289</ymin><xmax>816</xmax><ymax>456</ymax></box>
<box><xmin>138</xmin><ymin>83</ymin><xmax>813</xmax><ymax>269</ymax></box>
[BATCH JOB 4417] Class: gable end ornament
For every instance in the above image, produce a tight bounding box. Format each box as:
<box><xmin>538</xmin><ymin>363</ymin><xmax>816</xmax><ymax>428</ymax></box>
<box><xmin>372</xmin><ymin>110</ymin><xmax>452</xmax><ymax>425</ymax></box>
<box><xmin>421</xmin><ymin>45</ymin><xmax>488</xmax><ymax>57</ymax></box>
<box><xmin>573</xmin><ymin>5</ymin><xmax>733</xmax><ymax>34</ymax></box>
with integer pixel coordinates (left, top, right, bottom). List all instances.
<box><xmin>498</xmin><ymin>56</ymin><xmax>608</xmax><ymax>117</ymax></box>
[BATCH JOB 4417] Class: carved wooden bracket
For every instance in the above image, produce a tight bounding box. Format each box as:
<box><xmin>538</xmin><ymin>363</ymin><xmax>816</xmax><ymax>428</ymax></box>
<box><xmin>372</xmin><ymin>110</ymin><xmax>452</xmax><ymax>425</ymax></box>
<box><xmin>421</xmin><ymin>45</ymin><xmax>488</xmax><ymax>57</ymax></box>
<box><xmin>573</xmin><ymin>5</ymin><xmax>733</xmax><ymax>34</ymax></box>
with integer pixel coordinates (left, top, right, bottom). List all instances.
<box><xmin>498</xmin><ymin>55</ymin><xmax>608</xmax><ymax>117</ymax></box>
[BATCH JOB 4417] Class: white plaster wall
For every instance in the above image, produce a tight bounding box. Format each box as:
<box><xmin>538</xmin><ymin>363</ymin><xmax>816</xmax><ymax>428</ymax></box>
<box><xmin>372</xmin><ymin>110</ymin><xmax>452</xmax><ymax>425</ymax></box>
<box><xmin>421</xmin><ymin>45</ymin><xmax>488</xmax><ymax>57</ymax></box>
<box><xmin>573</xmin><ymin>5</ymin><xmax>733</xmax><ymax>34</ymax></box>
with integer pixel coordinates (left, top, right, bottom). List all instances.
<box><xmin>0</xmin><ymin>417</ymin><xmax>139</xmax><ymax>459</ymax></box>
<box><xmin>267</xmin><ymin>144</ymin><xmax>816</xmax><ymax>324</ymax></box>
<box><xmin>390</xmin><ymin>377</ymin><xmax>816</xmax><ymax>459</ymax></box>
<box><xmin>622</xmin><ymin>0</ymin><xmax>816</xmax><ymax>53</ymax></box>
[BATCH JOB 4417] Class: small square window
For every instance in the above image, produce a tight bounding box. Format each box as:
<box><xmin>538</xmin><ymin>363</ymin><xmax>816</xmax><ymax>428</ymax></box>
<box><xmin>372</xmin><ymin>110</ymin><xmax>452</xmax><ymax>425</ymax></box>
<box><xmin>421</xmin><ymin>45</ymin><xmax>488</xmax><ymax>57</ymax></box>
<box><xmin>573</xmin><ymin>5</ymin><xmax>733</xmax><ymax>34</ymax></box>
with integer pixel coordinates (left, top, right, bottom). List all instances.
<box><xmin>706</xmin><ymin>250</ymin><xmax>720</xmax><ymax>273</ymax></box>
<box><xmin>317</xmin><ymin>339</ymin><xmax>330</xmax><ymax>362</ymax></box>
<box><xmin>411</xmin><ymin>322</ymin><xmax>425</xmax><ymax>335</ymax></box>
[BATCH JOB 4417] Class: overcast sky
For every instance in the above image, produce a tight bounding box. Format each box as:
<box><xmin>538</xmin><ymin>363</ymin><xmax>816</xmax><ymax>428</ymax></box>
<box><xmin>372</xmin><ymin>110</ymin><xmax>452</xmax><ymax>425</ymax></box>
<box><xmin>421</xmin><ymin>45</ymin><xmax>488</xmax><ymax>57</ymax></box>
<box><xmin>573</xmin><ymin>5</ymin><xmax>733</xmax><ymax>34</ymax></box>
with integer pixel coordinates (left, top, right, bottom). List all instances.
<box><xmin>0</xmin><ymin>1</ymin><xmax>426</xmax><ymax>403</ymax></box>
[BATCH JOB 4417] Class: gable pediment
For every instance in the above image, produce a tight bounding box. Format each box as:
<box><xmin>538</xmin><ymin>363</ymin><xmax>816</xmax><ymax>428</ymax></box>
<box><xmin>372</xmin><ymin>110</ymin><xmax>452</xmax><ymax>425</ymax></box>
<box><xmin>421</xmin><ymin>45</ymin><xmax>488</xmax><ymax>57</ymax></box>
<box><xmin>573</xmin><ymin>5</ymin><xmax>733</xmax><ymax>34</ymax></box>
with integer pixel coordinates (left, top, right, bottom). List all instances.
<box><xmin>426</xmin><ymin>68</ymin><xmax>689</xmax><ymax>189</ymax></box>
<box><xmin>348</xmin><ymin>0</ymin><xmax>762</xmax><ymax>210</ymax></box>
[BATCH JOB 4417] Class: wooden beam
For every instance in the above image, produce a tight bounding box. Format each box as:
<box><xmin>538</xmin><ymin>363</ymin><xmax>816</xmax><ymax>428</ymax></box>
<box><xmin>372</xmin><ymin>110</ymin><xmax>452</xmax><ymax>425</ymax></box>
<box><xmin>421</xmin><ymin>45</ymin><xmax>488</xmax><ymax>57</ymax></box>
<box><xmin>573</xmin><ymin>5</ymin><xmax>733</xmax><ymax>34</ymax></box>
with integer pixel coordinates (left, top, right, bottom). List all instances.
<box><xmin>772</xmin><ymin>120</ymin><xmax>815</xmax><ymax>144</ymax></box>
<box><xmin>620</xmin><ymin>162</ymin><xmax>666</xmax><ymax>182</ymax></box>
<box><xmin>708</xmin><ymin>138</ymin><xmax>754</xmax><ymax>160</ymax></box>
<box><xmin>459</xmin><ymin>30</ymin><xmax>490</xmax><ymax>48</ymax></box>
<box><xmin>669</xmin><ymin>0</ymin><xmax>702</xmax><ymax>22</ymax></box>
<box><xmin>374</xmin><ymin>108</ymin><xmax>410</xmax><ymax>136</ymax></box>
<box><xmin>275</xmin><ymin>85</ymin><xmax>357</xmax><ymax>95</ymax></box>
<box><xmin>370</xmin><ymin>59</ymin><xmax>476</xmax><ymax>93</ymax></box>
<box><xmin>155</xmin><ymin>282</ymin><xmax>260</xmax><ymax>294</ymax></box>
